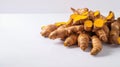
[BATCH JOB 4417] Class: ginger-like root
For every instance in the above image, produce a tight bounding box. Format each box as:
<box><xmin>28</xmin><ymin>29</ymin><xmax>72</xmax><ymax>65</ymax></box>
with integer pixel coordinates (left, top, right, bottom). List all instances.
<box><xmin>95</xmin><ymin>29</ymin><xmax>108</xmax><ymax>42</ymax></box>
<box><xmin>78</xmin><ymin>33</ymin><xmax>89</xmax><ymax>51</ymax></box>
<box><xmin>109</xmin><ymin>21</ymin><xmax>120</xmax><ymax>44</ymax></box>
<box><xmin>84</xmin><ymin>20</ymin><xmax>93</xmax><ymax>31</ymax></box>
<box><xmin>102</xmin><ymin>25</ymin><xmax>110</xmax><ymax>37</ymax></box>
<box><xmin>40</xmin><ymin>24</ymin><xmax>58</xmax><ymax>37</ymax></box>
<box><xmin>90</xmin><ymin>36</ymin><xmax>102</xmax><ymax>55</ymax></box>
<box><xmin>49</xmin><ymin>25</ymin><xmax>84</xmax><ymax>39</ymax></box>
<box><xmin>64</xmin><ymin>34</ymin><xmax>78</xmax><ymax>46</ymax></box>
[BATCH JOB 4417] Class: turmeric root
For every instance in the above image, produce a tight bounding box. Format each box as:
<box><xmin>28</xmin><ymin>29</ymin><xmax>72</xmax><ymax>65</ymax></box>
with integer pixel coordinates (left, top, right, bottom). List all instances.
<box><xmin>64</xmin><ymin>34</ymin><xmax>78</xmax><ymax>46</ymax></box>
<box><xmin>109</xmin><ymin>21</ymin><xmax>120</xmax><ymax>44</ymax></box>
<box><xmin>90</xmin><ymin>36</ymin><xmax>102</xmax><ymax>55</ymax></box>
<box><xmin>49</xmin><ymin>25</ymin><xmax>84</xmax><ymax>39</ymax></box>
<box><xmin>102</xmin><ymin>25</ymin><xmax>110</xmax><ymax>37</ymax></box>
<box><xmin>84</xmin><ymin>20</ymin><xmax>93</xmax><ymax>31</ymax></box>
<box><xmin>40</xmin><ymin>24</ymin><xmax>58</xmax><ymax>37</ymax></box>
<box><xmin>78</xmin><ymin>33</ymin><xmax>89</xmax><ymax>51</ymax></box>
<box><xmin>95</xmin><ymin>29</ymin><xmax>108</xmax><ymax>42</ymax></box>
<box><xmin>41</xmin><ymin>8</ymin><xmax>120</xmax><ymax>55</ymax></box>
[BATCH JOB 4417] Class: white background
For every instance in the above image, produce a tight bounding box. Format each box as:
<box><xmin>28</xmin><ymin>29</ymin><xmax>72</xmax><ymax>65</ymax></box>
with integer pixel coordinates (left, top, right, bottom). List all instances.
<box><xmin>0</xmin><ymin>0</ymin><xmax>120</xmax><ymax>13</ymax></box>
<box><xmin>1</xmin><ymin>13</ymin><xmax>120</xmax><ymax>67</ymax></box>
<box><xmin>0</xmin><ymin>0</ymin><xmax>120</xmax><ymax>67</ymax></box>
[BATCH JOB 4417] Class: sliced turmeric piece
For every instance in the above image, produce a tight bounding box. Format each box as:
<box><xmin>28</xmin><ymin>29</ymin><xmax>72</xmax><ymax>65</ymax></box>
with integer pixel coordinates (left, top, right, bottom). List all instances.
<box><xmin>55</xmin><ymin>22</ymin><xmax>66</xmax><ymax>27</ymax></box>
<box><xmin>94</xmin><ymin>18</ymin><xmax>105</xmax><ymax>28</ymax></box>
<box><xmin>91</xmin><ymin>36</ymin><xmax>102</xmax><ymax>55</ymax></box>
<box><xmin>73</xmin><ymin>15</ymin><xmax>88</xmax><ymax>23</ymax></box>
<box><xmin>106</xmin><ymin>11</ymin><xmax>115</xmax><ymax>21</ymax></box>
<box><xmin>70</xmin><ymin>14</ymin><xmax>78</xmax><ymax>19</ymax></box>
<box><xmin>84</xmin><ymin>20</ymin><xmax>93</xmax><ymax>31</ymax></box>
<box><xmin>94</xmin><ymin>10</ymin><xmax>100</xmax><ymax>17</ymax></box>
<box><xmin>81</xmin><ymin>11</ymin><xmax>89</xmax><ymax>16</ymax></box>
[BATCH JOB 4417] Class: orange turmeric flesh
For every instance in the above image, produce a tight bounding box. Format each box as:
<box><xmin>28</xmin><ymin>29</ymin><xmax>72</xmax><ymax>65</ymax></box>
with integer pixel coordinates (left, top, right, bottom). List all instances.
<box><xmin>94</xmin><ymin>18</ymin><xmax>105</xmax><ymax>28</ymax></box>
<box><xmin>84</xmin><ymin>20</ymin><xmax>93</xmax><ymax>31</ymax></box>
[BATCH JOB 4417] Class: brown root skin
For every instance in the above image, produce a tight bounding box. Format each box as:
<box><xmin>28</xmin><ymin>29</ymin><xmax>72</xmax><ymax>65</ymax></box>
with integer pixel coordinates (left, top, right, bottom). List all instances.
<box><xmin>77</xmin><ymin>8</ymin><xmax>89</xmax><ymax>15</ymax></box>
<box><xmin>109</xmin><ymin>21</ymin><xmax>120</xmax><ymax>44</ymax></box>
<box><xmin>49</xmin><ymin>28</ymin><xmax>68</xmax><ymax>39</ymax></box>
<box><xmin>88</xmin><ymin>10</ymin><xmax>94</xmax><ymax>20</ymax></box>
<box><xmin>49</xmin><ymin>25</ymin><xmax>84</xmax><ymax>39</ymax></box>
<box><xmin>78</xmin><ymin>33</ymin><xmax>89</xmax><ymax>51</ymax></box>
<box><xmin>64</xmin><ymin>34</ymin><xmax>78</xmax><ymax>46</ymax></box>
<box><xmin>40</xmin><ymin>24</ymin><xmax>58</xmax><ymax>37</ymax></box>
<box><xmin>95</xmin><ymin>29</ymin><xmax>108</xmax><ymax>43</ymax></box>
<box><xmin>102</xmin><ymin>25</ymin><xmax>110</xmax><ymax>37</ymax></box>
<box><xmin>90</xmin><ymin>36</ymin><xmax>102</xmax><ymax>55</ymax></box>
<box><xmin>71</xmin><ymin>8</ymin><xmax>79</xmax><ymax>14</ymax></box>
<box><xmin>109</xmin><ymin>30</ymin><xmax>119</xmax><ymax>44</ymax></box>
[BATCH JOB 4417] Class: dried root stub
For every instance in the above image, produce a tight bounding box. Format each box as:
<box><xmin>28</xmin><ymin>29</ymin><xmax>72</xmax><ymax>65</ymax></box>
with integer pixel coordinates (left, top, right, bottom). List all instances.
<box><xmin>40</xmin><ymin>7</ymin><xmax>120</xmax><ymax>55</ymax></box>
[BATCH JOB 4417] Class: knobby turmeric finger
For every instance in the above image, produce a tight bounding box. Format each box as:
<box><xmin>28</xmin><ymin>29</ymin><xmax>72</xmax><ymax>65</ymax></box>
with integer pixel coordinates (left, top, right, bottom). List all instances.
<box><xmin>64</xmin><ymin>34</ymin><xmax>78</xmax><ymax>46</ymax></box>
<box><xmin>109</xmin><ymin>21</ymin><xmax>120</xmax><ymax>44</ymax></box>
<box><xmin>91</xmin><ymin>36</ymin><xmax>102</xmax><ymax>55</ymax></box>
<box><xmin>41</xmin><ymin>24</ymin><xmax>58</xmax><ymax>37</ymax></box>
<box><xmin>78</xmin><ymin>33</ymin><xmax>89</xmax><ymax>51</ymax></box>
<box><xmin>96</xmin><ymin>29</ymin><xmax>108</xmax><ymax>42</ymax></box>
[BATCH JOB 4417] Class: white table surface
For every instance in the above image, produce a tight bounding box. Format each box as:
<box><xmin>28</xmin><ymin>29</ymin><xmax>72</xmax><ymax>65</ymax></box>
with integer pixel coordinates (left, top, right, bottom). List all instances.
<box><xmin>0</xmin><ymin>13</ymin><xmax>120</xmax><ymax>67</ymax></box>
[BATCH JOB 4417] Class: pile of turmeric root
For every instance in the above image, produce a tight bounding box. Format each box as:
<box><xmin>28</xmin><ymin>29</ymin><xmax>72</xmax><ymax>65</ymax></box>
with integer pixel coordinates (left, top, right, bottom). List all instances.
<box><xmin>40</xmin><ymin>8</ymin><xmax>120</xmax><ymax>55</ymax></box>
